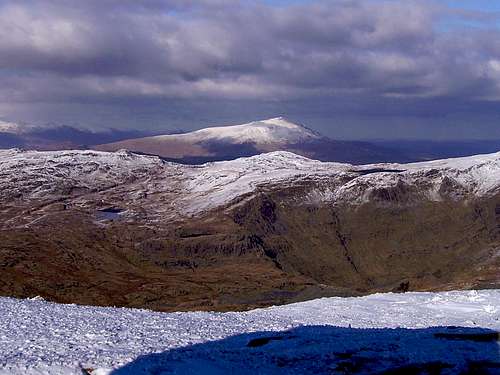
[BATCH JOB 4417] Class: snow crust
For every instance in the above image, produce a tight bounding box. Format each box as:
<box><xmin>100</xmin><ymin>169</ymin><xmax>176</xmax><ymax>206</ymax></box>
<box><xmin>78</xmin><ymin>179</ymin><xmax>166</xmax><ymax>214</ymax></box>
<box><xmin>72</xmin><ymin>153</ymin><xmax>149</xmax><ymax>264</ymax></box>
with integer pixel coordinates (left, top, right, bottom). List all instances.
<box><xmin>0</xmin><ymin>290</ymin><xmax>499</xmax><ymax>374</ymax></box>
<box><xmin>152</xmin><ymin>117</ymin><xmax>320</xmax><ymax>145</ymax></box>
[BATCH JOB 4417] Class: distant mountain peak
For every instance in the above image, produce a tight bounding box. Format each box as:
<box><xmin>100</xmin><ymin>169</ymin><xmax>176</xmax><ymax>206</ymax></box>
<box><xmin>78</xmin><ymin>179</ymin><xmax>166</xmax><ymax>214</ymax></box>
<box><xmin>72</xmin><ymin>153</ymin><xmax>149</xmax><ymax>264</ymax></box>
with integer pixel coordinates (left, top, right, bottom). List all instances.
<box><xmin>95</xmin><ymin>117</ymin><xmax>405</xmax><ymax>164</ymax></box>
<box><xmin>154</xmin><ymin>117</ymin><xmax>321</xmax><ymax>145</ymax></box>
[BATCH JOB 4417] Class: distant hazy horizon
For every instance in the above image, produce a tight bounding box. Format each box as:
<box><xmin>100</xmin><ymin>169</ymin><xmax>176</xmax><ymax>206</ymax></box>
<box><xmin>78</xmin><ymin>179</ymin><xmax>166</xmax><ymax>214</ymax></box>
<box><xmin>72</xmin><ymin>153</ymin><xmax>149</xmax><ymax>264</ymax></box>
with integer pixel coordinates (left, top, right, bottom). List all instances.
<box><xmin>3</xmin><ymin>114</ymin><xmax>500</xmax><ymax>142</ymax></box>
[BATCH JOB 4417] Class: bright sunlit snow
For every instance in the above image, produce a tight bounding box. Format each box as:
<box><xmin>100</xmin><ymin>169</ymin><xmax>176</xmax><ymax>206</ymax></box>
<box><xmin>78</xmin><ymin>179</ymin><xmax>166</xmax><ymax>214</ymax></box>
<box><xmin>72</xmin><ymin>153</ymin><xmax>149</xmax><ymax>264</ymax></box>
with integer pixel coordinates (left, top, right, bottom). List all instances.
<box><xmin>1</xmin><ymin>149</ymin><xmax>500</xmax><ymax>220</ymax></box>
<box><xmin>151</xmin><ymin>117</ymin><xmax>321</xmax><ymax>145</ymax></box>
<box><xmin>0</xmin><ymin>290</ymin><xmax>499</xmax><ymax>374</ymax></box>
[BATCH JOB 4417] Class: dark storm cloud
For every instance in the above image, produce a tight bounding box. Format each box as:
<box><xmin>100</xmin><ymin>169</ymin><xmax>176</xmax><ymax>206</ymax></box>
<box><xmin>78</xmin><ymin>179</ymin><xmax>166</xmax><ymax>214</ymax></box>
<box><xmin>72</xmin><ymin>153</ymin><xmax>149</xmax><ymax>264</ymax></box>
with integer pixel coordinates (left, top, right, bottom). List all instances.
<box><xmin>0</xmin><ymin>0</ymin><xmax>499</xmax><ymax>137</ymax></box>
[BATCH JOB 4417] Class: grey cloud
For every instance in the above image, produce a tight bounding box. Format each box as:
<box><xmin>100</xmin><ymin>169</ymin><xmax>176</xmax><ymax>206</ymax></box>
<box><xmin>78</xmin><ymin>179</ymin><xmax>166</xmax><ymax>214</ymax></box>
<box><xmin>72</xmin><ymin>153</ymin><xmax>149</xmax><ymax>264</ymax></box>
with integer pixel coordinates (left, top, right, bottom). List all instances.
<box><xmin>0</xmin><ymin>0</ymin><xmax>497</xmax><ymax>98</ymax></box>
<box><xmin>0</xmin><ymin>0</ymin><xmax>499</xmax><ymax>138</ymax></box>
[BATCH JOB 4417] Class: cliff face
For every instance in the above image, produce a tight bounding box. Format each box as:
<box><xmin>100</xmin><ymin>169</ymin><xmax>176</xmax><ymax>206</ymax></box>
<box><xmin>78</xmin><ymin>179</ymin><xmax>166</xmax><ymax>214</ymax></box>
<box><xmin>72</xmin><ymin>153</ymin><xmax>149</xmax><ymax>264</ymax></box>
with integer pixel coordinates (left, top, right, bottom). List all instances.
<box><xmin>1</xmin><ymin>149</ymin><xmax>499</xmax><ymax>311</ymax></box>
<box><xmin>230</xmin><ymin>191</ymin><xmax>500</xmax><ymax>292</ymax></box>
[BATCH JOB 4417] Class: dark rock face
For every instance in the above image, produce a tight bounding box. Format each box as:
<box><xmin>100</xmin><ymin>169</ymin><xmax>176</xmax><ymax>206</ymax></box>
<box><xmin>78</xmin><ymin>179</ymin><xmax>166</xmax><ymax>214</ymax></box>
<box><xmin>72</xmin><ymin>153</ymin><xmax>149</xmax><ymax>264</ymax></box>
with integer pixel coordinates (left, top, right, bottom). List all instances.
<box><xmin>230</xmin><ymin>190</ymin><xmax>500</xmax><ymax>294</ymax></box>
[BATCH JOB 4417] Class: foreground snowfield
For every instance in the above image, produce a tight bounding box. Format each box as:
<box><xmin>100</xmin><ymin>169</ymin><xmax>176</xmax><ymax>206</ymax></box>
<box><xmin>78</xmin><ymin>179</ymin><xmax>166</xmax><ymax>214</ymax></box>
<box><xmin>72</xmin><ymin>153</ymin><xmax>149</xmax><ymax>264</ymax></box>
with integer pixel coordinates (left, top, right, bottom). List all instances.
<box><xmin>1</xmin><ymin>290</ymin><xmax>499</xmax><ymax>374</ymax></box>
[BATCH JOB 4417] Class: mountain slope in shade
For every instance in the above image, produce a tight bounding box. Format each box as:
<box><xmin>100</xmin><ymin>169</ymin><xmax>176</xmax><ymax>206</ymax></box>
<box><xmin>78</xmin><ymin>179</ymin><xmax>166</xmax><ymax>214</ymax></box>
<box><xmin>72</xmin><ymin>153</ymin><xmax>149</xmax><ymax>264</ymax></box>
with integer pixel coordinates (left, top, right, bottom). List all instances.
<box><xmin>96</xmin><ymin>117</ymin><xmax>408</xmax><ymax>164</ymax></box>
<box><xmin>1</xmin><ymin>149</ymin><xmax>499</xmax><ymax>311</ymax></box>
<box><xmin>0</xmin><ymin>120</ymin><xmax>153</xmax><ymax>151</ymax></box>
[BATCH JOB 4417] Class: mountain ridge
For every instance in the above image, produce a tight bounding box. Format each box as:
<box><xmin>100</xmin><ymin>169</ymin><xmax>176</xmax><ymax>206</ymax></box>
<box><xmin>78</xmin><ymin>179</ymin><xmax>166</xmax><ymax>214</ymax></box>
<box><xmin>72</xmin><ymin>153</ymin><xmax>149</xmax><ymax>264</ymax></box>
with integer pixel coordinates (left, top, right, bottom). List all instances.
<box><xmin>0</xmin><ymin>121</ymin><xmax>154</xmax><ymax>151</ymax></box>
<box><xmin>1</xmin><ymin>148</ymin><xmax>499</xmax><ymax>311</ymax></box>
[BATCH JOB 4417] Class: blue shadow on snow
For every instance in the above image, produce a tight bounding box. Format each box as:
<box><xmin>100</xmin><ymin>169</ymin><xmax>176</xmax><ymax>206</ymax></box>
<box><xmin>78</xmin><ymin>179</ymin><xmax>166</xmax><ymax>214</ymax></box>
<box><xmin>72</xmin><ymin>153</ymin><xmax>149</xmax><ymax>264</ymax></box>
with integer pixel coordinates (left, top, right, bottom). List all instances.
<box><xmin>111</xmin><ymin>325</ymin><xmax>500</xmax><ymax>374</ymax></box>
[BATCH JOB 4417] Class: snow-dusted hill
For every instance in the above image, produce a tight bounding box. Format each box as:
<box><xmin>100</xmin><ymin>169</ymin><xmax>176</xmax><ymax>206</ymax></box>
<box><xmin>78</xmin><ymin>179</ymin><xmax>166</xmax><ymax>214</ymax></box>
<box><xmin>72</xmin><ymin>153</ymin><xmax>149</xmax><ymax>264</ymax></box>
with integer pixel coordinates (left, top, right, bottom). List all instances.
<box><xmin>94</xmin><ymin>117</ymin><xmax>326</xmax><ymax>161</ymax></box>
<box><xmin>95</xmin><ymin>117</ymin><xmax>407</xmax><ymax>164</ymax></box>
<box><xmin>0</xmin><ymin>290</ymin><xmax>499</xmax><ymax>374</ymax></box>
<box><xmin>152</xmin><ymin>117</ymin><xmax>321</xmax><ymax>145</ymax></box>
<box><xmin>0</xmin><ymin>149</ymin><xmax>165</xmax><ymax>199</ymax></box>
<box><xmin>184</xmin><ymin>150</ymin><xmax>500</xmax><ymax>212</ymax></box>
<box><xmin>2</xmin><ymin>148</ymin><xmax>499</xmax><ymax>222</ymax></box>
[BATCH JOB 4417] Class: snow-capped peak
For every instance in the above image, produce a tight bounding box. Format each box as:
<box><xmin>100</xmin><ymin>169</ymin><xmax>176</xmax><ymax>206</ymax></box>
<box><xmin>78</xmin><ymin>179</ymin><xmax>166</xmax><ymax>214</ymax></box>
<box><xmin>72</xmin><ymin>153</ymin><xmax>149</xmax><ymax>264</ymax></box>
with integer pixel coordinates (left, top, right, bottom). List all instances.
<box><xmin>155</xmin><ymin>117</ymin><xmax>321</xmax><ymax>145</ymax></box>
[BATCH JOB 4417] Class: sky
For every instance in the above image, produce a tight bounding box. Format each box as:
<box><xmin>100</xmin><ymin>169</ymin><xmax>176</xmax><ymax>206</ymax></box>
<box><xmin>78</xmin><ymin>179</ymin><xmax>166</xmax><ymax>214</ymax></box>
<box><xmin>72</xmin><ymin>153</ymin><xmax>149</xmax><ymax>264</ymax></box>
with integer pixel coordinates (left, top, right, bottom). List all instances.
<box><xmin>0</xmin><ymin>0</ymin><xmax>500</xmax><ymax>139</ymax></box>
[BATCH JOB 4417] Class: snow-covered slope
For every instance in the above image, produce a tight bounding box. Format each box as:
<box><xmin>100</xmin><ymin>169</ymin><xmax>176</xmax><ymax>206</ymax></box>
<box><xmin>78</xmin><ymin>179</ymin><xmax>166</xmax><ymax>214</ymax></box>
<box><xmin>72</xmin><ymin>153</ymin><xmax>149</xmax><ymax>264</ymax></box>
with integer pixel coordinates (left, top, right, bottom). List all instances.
<box><xmin>339</xmin><ymin>150</ymin><xmax>500</xmax><ymax>204</ymax></box>
<box><xmin>95</xmin><ymin>117</ymin><xmax>412</xmax><ymax>164</ymax></box>
<box><xmin>183</xmin><ymin>150</ymin><xmax>500</xmax><ymax>213</ymax></box>
<box><xmin>1</xmin><ymin>149</ymin><xmax>500</xmax><ymax>222</ymax></box>
<box><xmin>0</xmin><ymin>290</ymin><xmax>499</xmax><ymax>374</ymax></box>
<box><xmin>402</xmin><ymin>151</ymin><xmax>500</xmax><ymax>195</ymax></box>
<box><xmin>0</xmin><ymin>149</ymin><xmax>167</xmax><ymax>200</ymax></box>
<box><xmin>147</xmin><ymin>117</ymin><xmax>320</xmax><ymax>145</ymax></box>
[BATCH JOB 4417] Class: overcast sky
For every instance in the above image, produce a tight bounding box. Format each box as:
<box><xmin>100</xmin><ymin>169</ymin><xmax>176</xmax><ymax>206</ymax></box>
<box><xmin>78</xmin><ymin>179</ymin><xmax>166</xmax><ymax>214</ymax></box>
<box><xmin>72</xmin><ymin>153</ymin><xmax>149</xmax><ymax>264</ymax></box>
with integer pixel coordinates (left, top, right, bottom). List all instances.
<box><xmin>1</xmin><ymin>0</ymin><xmax>500</xmax><ymax>139</ymax></box>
